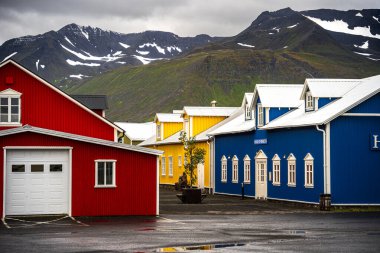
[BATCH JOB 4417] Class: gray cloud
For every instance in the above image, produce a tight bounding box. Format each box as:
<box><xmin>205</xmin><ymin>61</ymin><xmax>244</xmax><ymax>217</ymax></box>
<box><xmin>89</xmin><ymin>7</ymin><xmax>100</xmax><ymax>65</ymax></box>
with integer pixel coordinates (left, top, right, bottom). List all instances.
<box><xmin>0</xmin><ymin>0</ymin><xmax>379</xmax><ymax>44</ymax></box>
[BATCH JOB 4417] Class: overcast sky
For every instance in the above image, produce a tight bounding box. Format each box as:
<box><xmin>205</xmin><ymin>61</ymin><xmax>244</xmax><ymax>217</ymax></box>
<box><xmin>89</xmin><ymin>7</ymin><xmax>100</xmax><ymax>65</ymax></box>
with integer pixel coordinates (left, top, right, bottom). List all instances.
<box><xmin>0</xmin><ymin>0</ymin><xmax>379</xmax><ymax>45</ymax></box>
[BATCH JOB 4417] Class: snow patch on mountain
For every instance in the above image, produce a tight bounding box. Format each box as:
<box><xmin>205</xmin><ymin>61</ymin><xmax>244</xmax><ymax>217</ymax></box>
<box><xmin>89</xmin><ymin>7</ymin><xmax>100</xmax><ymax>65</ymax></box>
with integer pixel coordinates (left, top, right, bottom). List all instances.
<box><xmin>35</xmin><ymin>59</ymin><xmax>40</xmax><ymax>71</ymax></box>
<box><xmin>356</xmin><ymin>12</ymin><xmax>363</xmax><ymax>17</ymax></box>
<box><xmin>61</xmin><ymin>44</ymin><xmax>121</xmax><ymax>62</ymax></box>
<box><xmin>79</xmin><ymin>27</ymin><xmax>89</xmax><ymax>40</ymax></box>
<box><xmin>167</xmin><ymin>46</ymin><xmax>182</xmax><ymax>53</ymax></box>
<box><xmin>1</xmin><ymin>52</ymin><xmax>17</xmax><ymax>62</ymax></box>
<box><xmin>133</xmin><ymin>55</ymin><xmax>164</xmax><ymax>65</ymax></box>
<box><xmin>112</xmin><ymin>51</ymin><xmax>123</xmax><ymax>56</ymax></box>
<box><xmin>373</xmin><ymin>16</ymin><xmax>380</xmax><ymax>23</ymax></box>
<box><xmin>136</xmin><ymin>50</ymin><xmax>150</xmax><ymax>55</ymax></box>
<box><xmin>353</xmin><ymin>51</ymin><xmax>371</xmax><ymax>56</ymax></box>
<box><xmin>139</xmin><ymin>43</ymin><xmax>165</xmax><ymax>54</ymax></box>
<box><xmin>116</xmin><ymin>61</ymin><xmax>126</xmax><ymax>64</ymax></box>
<box><xmin>367</xmin><ymin>57</ymin><xmax>380</xmax><ymax>61</ymax></box>
<box><xmin>272</xmin><ymin>27</ymin><xmax>280</xmax><ymax>33</ymax></box>
<box><xmin>64</xmin><ymin>36</ymin><xmax>75</xmax><ymax>47</ymax></box>
<box><xmin>70</xmin><ymin>74</ymin><xmax>90</xmax><ymax>79</ymax></box>
<box><xmin>40</xmin><ymin>65</ymin><xmax>45</xmax><ymax>69</ymax></box>
<box><xmin>305</xmin><ymin>16</ymin><xmax>380</xmax><ymax>39</ymax></box>
<box><xmin>287</xmin><ymin>23</ymin><xmax>299</xmax><ymax>29</ymax></box>
<box><xmin>119</xmin><ymin>42</ymin><xmax>130</xmax><ymax>49</ymax></box>
<box><xmin>66</xmin><ymin>59</ymin><xmax>100</xmax><ymax>66</ymax></box>
<box><xmin>237</xmin><ymin>43</ymin><xmax>255</xmax><ymax>48</ymax></box>
<box><xmin>354</xmin><ymin>40</ymin><xmax>369</xmax><ymax>49</ymax></box>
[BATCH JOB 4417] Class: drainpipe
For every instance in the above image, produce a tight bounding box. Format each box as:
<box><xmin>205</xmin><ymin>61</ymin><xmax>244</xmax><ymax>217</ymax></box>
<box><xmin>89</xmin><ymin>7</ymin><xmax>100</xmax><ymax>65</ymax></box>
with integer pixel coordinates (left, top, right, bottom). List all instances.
<box><xmin>207</xmin><ymin>137</ymin><xmax>213</xmax><ymax>194</ymax></box>
<box><xmin>316</xmin><ymin>125</ymin><xmax>327</xmax><ymax>194</ymax></box>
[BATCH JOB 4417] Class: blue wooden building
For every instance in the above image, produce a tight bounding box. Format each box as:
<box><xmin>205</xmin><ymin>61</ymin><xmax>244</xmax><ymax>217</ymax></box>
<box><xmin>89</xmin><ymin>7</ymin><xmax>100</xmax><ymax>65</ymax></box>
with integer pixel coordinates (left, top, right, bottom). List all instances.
<box><xmin>209</xmin><ymin>76</ymin><xmax>380</xmax><ymax>206</ymax></box>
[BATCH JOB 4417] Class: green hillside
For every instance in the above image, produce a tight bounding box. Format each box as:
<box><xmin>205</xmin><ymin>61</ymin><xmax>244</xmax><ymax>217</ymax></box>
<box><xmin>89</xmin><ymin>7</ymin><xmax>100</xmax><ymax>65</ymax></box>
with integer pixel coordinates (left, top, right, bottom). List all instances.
<box><xmin>67</xmin><ymin>49</ymin><xmax>380</xmax><ymax>122</ymax></box>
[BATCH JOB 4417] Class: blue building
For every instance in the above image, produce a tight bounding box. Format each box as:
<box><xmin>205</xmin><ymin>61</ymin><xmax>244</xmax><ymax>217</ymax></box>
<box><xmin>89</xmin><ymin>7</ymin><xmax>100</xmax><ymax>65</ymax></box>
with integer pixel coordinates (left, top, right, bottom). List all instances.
<box><xmin>209</xmin><ymin>76</ymin><xmax>380</xmax><ymax>206</ymax></box>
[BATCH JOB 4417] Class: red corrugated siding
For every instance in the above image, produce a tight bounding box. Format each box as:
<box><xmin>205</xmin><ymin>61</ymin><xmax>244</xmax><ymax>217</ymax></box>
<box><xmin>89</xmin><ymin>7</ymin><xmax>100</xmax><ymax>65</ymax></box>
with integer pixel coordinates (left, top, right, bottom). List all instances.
<box><xmin>0</xmin><ymin>63</ymin><xmax>115</xmax><ymax>141</ymax></box>
<box><xmin>0</xmin><ymin>132</ymin><xmax>157</xmax><ymax>216</ymax></box>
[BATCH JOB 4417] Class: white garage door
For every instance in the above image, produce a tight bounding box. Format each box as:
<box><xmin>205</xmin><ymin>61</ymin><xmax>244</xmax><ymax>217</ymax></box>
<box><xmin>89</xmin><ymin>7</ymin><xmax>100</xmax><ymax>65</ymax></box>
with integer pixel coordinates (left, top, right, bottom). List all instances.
<box><xmin>5</xmin><ymin>149</ymin><xmax>70</xmax><ymax>216</ymax></box>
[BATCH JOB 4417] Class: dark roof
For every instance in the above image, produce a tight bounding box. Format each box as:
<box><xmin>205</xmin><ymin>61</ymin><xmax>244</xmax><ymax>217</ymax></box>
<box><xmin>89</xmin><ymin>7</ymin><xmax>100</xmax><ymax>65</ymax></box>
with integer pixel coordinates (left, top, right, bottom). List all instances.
<box><xmin>71</xmin><ymin>95</ymin><xmax>108</xmax><ymax>110</ymax></box>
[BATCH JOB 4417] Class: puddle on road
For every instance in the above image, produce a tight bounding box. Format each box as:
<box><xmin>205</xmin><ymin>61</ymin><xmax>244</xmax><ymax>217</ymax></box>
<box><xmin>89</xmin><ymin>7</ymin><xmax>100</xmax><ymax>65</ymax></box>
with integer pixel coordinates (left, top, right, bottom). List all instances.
<box><xmin>156</xmin><ymin>243</ymin><xmax>246</xmax><ymax>252</ymax></box>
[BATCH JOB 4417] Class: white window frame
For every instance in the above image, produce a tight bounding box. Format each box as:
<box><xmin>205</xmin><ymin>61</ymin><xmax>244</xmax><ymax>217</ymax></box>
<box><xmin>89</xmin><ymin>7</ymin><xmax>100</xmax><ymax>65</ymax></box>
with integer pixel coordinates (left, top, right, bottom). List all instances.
<box><xmin>178</xmin><ymin>155</ymin><xmax>182</xmax><ymax>167</ymax></box>
<box><xmin>95</xmin><ymin>160</ymin><xmax>116</xmax><ymax>188</ymax></box>
<box><xmin>156</xmin><ymin>123</ymin><xmax>162</xmax><ymax>140</ymax></box>
<box><xmin>232</xmin><ymin>155</ymin><xmax>239</xmax><ymax>183</ymax></box>
<box><xmin>306</xmin><ymin>91</ymin><xmax>314</xmax><ymax>111</ymax></box>
<box><xmin>257</xmin><ymin>103</ymin><xmax>264</xmax><ymax>127</ymax></box>
<box><xmin>168</xmin><ymin>156</ymin><xmax>173</xmax><ymax>177</ymax></box>
<box><xmin>161</xmin><ymin>157</ymin><xmax>166</xmax><ymax>176</ymax></box>
<box><xmin>221</xmin><ymin>155</ymin><xmax>227</xmax><ymax>183</ymax></box>
<box><xmin>304</xmin><ymin>153</ymin><xmax>314</xmax><ymax>188</ymax></box>
<box><xmin>184</xmin><ymin>119</ymin><xmax>189</xmax><ymax>137</ymax></box>
<box><xmin>0</xmin><ymin>89</ymin><xmax>21</xmax><ymax>125</ymax></box>
<box><xmin>245</xmin><ymin>103</ymin><xmax>251</xmax><ymax>120</ymax></box>
<box><xmin>243</xmin><ymin>155</ymin><xmax>251</xmax><ymax>183</ymax></box>
<box><xmin>287</xmin><ymin>153</ymin><xmax>296</xmax><ymax>186</ymax></box>
<box><xmin>272</xmin><ymin>154</ymin><xmax>281</xmax><ymax>186</ymax></box>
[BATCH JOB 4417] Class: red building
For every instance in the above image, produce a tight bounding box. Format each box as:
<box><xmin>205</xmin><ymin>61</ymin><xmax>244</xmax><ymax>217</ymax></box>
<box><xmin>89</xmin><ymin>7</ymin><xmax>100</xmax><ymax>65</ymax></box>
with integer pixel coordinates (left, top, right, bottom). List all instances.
<box><xmin>0</xmin><ymin>60</ymin><xmax>162</xmax><ymax>217</ymax></box>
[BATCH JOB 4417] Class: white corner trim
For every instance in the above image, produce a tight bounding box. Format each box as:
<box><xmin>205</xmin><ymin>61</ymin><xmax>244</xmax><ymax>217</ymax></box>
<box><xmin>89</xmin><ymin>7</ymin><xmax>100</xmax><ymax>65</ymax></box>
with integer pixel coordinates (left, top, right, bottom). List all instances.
<box><xmin>156</xmin><ymin>156</ymin><xmax>160</xmax><ymax>216</ymax></box>
<box><xmin>343</xmin><ymin>113</ymin><xmax>380</xmax><ymax>117</ymax></box>
<box><xmin>326</xmin><ymin>123</ymin><xmax>331</xmax><ymax>194</ymax></box>
<box><xmin>2</xmin><ymin>148</ymin><xmax>6</xmax><ymax>218</ymax></box>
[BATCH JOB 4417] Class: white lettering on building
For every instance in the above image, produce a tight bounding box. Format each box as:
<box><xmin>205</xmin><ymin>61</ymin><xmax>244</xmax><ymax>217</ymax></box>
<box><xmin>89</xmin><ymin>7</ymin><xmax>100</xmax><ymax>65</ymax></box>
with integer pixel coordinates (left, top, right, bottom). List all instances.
<box><xmin>374</xmin><ymin>135</ymin><xmax>380</xmax><ymax>149</ymax></box>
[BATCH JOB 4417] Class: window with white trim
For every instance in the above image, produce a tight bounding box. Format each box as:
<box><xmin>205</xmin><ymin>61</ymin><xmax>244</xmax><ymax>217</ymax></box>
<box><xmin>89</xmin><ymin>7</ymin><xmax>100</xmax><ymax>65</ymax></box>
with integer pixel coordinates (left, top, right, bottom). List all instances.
<box><xmin>0</xmin><ymin>89</ymin><xmax>21</xmax><ymax>124</ymax></box>
<box><xmin>221</xmin><ymin>155</ymin><xmax>227</xmax><ymax>182</ymax></box>
<box><xmin>232</xmin><ymin>155</ymin><xmax>238</xmax><ymax>183</ymax></box>
<box><xmin>304</xmin><ymin>153</ymin><xmax>314</xmax><ymax>187</ymax></box>
<box><xmin>245</xmin><ymin>103</ymin><xmax>251</xmax><ymax>120</ymax></box>
<box><xmin>156</xmin><ymin>124</ymin><xmax>161</xmax><ymax>139</ymax></box>
<box><xmin>178</xmin><ymin>156</ymin><xmax>182</xmax><ymax>167</ymax></box>
<box><xmin>95</xmin><ymin>160</ymin><xmax>116</xmax><ymax>187</ymax></box>
<box><xmin>161</xmin><ymin>157</ymin><xmax>166</xmax><ymax>176</ymax></box>
<box><xmin>243</xmin><ymin>155</ymin><xmax>251</xmax><ymax>183</ymax></box>
<box><xmin>306</xmin><ymin>91</ymin><xmax>314</xmax><ymax>111</ymax></box>
<box><xmin>184</xmin><ymin>119</ymin><xmax>189</xmax><ymax>137</ymax></box>
<box><xmin>287</xmin><ymin>154</ymin><xmax>296</xmax><ymax>186</ymax></box>
<box><xmin>257</xmin><ymin>103</ymin><xmax>264</xmax><ymax>127</ymax></box>
<box><xmin>272</xmin><ymin>154</ymin><xmax>280</xmax><ymax>186</ymax></box>
<box><xmin>168</xmin><ymin>156</ymin><xmax>173</xmax><ymax>176</ymax></box>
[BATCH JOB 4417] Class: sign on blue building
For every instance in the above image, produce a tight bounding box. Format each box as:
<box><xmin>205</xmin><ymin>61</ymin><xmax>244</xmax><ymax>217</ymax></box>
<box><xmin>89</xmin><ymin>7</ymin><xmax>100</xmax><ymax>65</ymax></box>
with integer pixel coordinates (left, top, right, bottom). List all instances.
<box><xmin>371</xmin><ymin>134</ymin><xmax>380</xmax><ymax>151</ymax></box>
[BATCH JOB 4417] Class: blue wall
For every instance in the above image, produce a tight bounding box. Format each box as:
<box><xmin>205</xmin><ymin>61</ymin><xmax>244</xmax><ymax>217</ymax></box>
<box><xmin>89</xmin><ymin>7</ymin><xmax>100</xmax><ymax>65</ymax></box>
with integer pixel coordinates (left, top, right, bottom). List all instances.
<box><xmin>214</xmin><ymin>126</ymin><xmax>324</xmax><ymax>203</ymax></box>
<box><xmin>347</xmin><ymin>93</ymin><xmax>380</xmax><ymax>113</ymax></box>
<box><xmin>330</xmin><ymin>116</ymin><xmax>380</xmax><ymax>204</ymax></box>
<box><xmin>318</xmin><ymin>98</ymin><xmax>336</xmax><ymax>109</ymax></box>
<box><xmin>269</xmin><ymin>108</ymin><xmax>291</xmax><ymax>121</ymax></box>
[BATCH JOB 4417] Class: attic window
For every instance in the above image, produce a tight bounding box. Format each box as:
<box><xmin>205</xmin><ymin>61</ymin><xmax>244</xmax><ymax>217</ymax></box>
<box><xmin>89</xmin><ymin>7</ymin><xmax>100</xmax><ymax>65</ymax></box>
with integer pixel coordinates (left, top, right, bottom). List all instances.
<box><xmin>0</xmin><ymin>89</ymin><xmax>21</xmax><ymax>124</ymax></box>
<box><xmin>257</xmin><ymin>103</ymin><xmax>264</xmax><ymax>127</ymax></box>
<box><xmin>156</xmin><ymin>124</ymin><xmax>161</xmax><ymax>140</ymax></box>
<box><xmin>245</xmin><ymin>103</ymin><xmax>251</xmax><ymax>120</ymax></box>
<box><xmin>306</xmin><ymin>92</ymin><xmax>314</xmax><ymax>111</ymax></box>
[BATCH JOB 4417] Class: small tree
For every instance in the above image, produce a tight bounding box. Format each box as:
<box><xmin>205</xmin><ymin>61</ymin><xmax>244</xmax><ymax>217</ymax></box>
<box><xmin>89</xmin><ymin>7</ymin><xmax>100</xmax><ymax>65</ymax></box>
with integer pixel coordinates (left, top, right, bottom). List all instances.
<box><xmin>179</xmin><ymin>131</ymin><xmax>206</xmax><ymax>188</ymax></box>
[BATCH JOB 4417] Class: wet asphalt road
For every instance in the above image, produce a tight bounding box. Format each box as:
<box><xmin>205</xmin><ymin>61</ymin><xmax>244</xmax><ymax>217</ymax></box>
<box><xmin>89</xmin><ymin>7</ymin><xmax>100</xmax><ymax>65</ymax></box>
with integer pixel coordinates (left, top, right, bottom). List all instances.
<box><xmin>0</xmin><ymin>190</ymin><xmax>380</xmax><ymax>252</ymax></box>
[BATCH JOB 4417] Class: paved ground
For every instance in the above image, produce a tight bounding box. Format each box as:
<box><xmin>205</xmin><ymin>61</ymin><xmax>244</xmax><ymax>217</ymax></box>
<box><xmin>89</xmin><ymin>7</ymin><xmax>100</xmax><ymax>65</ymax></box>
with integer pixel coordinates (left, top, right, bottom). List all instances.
<box><xmin>0</xmin><ymin>189</ymin><xmax>379</xmax><ymax>252</ymax></box>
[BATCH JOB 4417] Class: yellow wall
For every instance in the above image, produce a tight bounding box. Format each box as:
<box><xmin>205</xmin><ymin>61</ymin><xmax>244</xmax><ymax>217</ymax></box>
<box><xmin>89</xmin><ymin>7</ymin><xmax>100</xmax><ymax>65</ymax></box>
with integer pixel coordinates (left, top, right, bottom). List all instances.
<box><xmin>156</xmin><ymin>121</ymin><xmax>183</xmax><ymax>140</ymax></box>
<box><xmin>192</xmin><ymin>116</ymin><xmax>226</xmax><ymax>136</ymax></box>
<box><xmin>147</xmin><ymin>141</ymin><xmax>211</xmax><ymax>188</ymax></box>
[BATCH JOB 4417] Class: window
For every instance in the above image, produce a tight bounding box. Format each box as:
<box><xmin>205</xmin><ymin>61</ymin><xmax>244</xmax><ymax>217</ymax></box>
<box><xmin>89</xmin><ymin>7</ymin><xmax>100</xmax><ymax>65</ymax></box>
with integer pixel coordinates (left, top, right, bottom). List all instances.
<box><xmin>156</xmin><ymin>124</ymin><xmax>161</xmax><ymax>139</ymax></box>
<box><xmin>257</xmin><ymin>103</ymin><xmax>264</xmax><ymax>127</ymax></box>
<box><xmin>243</xmin><ymin>155</ymin><xmax>251</xmax><ymax>183</ymax></box>
<box><xmin>95</xmin><ymin>160</ymin><xmax>116</xmax><ymax>187</ymax></box>
<box><xmin>232</xmin><ymin>155</ymin><xmax>238</xmax><ymax>183</ymax></box>
<box><xmin>168</xmin><ymin>156</ymin><xmax>173</xmax><ymax>176</ymax></box>
<box><xmin>12</xmin><ymin>164</ymin><xmax>25</xmax><ymax>173</ymax></box>
<box><xmin>184</xmin><ymin>119</ymin><xmax>189</xmax><ymax>137</ymax></box>
<box><xmin>31</xmin><ymin>164</ymin><xmax>44</xmax><ymax>172</ymax></box>
<box><xmin>161</xmin><ymin>157</ymin><xmax>166</xmax><ymax>176</ymax></box>
<box><xmin>50</xmin><ymin>164</ymin><xmax>63</xmax><ymax>172</ymax></box>
<box><xmin>221</xmin><ymin>155</ymin><xmax>227</xmax><ymax>182</ymax></box>
<box><xmin>287</xmin><ymin>154</ymin><xmax>296</xmax><ymax>186</ymax></box>
<box><xmin>304</xmin><ymin>153</ymin><xmax>314</xmax><ymax>187</ymax></box>
<box><xmin>272</xmin><ymin>154</ymin><xmax>281</xmax><ymax>186</ymax></box>
<box><xmin>306</xmin><ymin>91</ymin><xmax>314</xmax><ymax>111</ymax></box>
<box><xmin>0</xmin><ymin>89</ymin><xmax>21</xmax><ymax>124</ymax></box>
<box><xmin>245</xmin><ymin>103</ymin><xmax>251</xmax><ymax>120</ymax></box>
<box><xmin>178</xmin><ymin>156</ymin><xmax>182</xmax><ymax>167</ymax></box>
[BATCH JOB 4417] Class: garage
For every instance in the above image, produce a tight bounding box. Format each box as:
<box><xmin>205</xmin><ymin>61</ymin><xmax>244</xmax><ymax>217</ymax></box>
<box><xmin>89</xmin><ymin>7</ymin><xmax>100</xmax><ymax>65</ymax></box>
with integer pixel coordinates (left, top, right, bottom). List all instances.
<box><xmin>5</xmin><ymin>149</ymin><xmax>70</xmax><ymax>216</ymax></box>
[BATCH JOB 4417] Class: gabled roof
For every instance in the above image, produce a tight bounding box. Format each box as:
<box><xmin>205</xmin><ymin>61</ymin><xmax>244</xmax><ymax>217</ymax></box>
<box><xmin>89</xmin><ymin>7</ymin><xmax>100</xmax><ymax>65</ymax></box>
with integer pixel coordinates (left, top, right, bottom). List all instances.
<box><xmin>115</xmin><ymin>122</ymin><xmax>155</xmax><ymax>141</ymax></box>
<box><xmin>183</xmin><ymin>106</ymin><xmax>239</xmax><ymax>117</ymax></box>
<box><xmin>241</xmin><ymin>93</ymin><xmax>254</xmax><ymax>107</ymax></box>
<box><xmin>0</xmin><ymin>60</ymin><xmax>123</xmax><ymax>133</ymax></box>
<box><xmin>263</xmin><ymin>75</ymin><xmax>380</xmax><ymax>130</ymax></box>
<box><xmin>71</xmin><ymin>95</ymin><xmax>108</xmax><ymax>110</ymax></box>
<box><xmin>0</xmin><ymin>125</ymin><xmax>163</xmax><ymax>156</ymax></box>
<box><xmin>253</xmin><ymin>84</ymin><xmax>304</xmax><ymax>108</ymax></box>
<box><xmin>300</xmin><ymin>79</ymin><xmax>360</xmax><ymax>99</ymax></box>
<box><xmin>155</xmin><ymin>113</ymin><xmax>183</xmax><ymax>123</ymax></box>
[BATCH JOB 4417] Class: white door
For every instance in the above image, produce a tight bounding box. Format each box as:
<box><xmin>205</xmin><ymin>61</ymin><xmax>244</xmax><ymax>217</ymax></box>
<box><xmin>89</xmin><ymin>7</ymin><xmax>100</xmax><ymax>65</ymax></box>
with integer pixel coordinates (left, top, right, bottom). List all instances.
<box><xmin>197</xmin><ymin>163</ymin><xmax>204</xmax><ymax>189</ymax></box>
<box><xmin>5</xmin><ymin>149</ymin><xmax>69</xmax><ymax>216</ymax></box>
<box><xmin>255</xmin><ymin>159</ymin><xmax>267</xmax><ymax>199</ymax></box>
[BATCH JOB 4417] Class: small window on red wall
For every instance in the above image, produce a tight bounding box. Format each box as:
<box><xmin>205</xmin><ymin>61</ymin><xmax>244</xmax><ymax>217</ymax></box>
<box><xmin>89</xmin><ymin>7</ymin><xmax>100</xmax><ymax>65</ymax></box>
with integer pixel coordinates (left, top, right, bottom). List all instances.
<box><xmin>95</xmin><ymin>160</ymin><xmax>116</xmax><ymax>188</ymax></box>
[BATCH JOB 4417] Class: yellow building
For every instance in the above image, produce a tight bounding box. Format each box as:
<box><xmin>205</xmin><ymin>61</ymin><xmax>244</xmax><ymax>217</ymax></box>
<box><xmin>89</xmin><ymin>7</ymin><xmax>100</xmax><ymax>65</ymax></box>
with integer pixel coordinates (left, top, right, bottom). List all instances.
<box><xmin>140</xmin><ymin>106</ymin><xmax>238</xmax><ymax>190</ymax></box>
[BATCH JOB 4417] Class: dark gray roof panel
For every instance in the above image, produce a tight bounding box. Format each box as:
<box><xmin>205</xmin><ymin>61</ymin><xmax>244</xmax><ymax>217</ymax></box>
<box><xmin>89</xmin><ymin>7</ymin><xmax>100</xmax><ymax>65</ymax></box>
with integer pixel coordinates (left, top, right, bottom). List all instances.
<box><xmin>71</xmin><ymin>95</ymin><xmax>108</xmax><ymax>110</ymax></box>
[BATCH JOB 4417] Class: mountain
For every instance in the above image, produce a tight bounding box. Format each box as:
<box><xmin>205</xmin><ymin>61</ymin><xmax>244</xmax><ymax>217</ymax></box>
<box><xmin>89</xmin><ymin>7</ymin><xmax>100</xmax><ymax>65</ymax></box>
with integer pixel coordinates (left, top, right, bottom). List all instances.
<box><xmin>68</xmin><ymin>8</ymin><xmax>380</xmax><ymax>122</ymax></box>
<box><xmin>301</xmin><ymin>9</ymin><xmax>380</xmax><ymax>59</ymax></box>
<box><xmin>0</xmin><ymin>24</ymin><xmax>220</xmax><ymax>88</ymax></box>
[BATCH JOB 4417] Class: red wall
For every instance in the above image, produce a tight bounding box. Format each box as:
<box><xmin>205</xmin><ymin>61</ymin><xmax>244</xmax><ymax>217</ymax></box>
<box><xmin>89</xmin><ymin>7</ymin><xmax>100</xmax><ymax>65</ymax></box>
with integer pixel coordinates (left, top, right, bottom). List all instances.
<box><xmin>0</xmin><ymin>132</ymin><xmax>157</xmax><ymax>216</ymax></box>
<box><xmin>0</xmin><ymin>63</ymin><xmax>115</xmax><ymax>141</ymax></box>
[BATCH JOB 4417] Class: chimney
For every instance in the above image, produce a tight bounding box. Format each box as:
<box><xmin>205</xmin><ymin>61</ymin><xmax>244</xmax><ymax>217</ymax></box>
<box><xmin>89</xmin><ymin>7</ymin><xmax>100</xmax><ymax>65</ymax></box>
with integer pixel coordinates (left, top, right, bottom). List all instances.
<box><xmin>211</xmin><ymin>100</ymin><xmax>217</xmax><ymax>107</ymax></box>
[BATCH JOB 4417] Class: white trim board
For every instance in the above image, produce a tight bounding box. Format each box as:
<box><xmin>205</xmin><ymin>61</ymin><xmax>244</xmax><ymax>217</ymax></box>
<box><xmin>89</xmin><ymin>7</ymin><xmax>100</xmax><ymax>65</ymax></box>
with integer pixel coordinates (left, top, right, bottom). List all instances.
<box><xmin>343</xmin><ymin>113</ymin><xmax>380</xmax><ymax>117</ymax></box>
